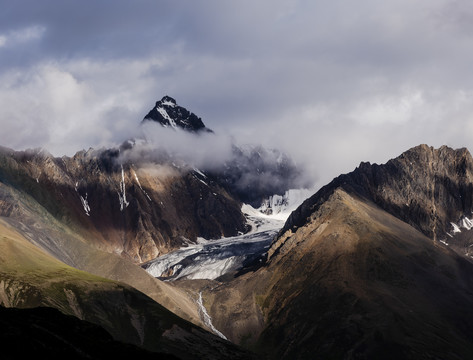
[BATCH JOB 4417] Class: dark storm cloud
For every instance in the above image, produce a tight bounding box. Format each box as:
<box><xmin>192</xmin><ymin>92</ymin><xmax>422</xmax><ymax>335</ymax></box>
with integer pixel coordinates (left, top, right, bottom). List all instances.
<box><xmin>1</xmin><ymin>0</ymin><xmax>473</xmax><ymax>190</ymax></box>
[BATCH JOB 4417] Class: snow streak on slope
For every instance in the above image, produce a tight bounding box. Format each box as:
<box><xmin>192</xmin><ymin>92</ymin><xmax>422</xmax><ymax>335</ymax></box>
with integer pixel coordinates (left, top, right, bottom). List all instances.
<box><xmin>156</xmin><ymin>106</ymin><xmax>178</xmax><ymax>129</ymax></box>
<box><xmin>118</xmin><ymin>165</ymin><xmax>129</xmax><ymax>211</ymax></box>
<box><xmin>80</xmin><ymin>194</ymin><xmax>91</xmax><ymax>216</ymax></box>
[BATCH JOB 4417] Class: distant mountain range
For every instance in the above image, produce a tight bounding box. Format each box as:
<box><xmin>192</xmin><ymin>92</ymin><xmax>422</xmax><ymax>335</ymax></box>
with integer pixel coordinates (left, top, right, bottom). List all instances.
<box><xmin>1</xmin><ymin>96</ymin><xmax>473</xmax><ymax>359</ymax></box>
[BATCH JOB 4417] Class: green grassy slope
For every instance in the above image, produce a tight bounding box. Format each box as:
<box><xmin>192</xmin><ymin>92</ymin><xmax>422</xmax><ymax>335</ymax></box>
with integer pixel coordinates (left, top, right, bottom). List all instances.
<box><xmin>0</xmin><ymin>218</ymin><xmax>255</xmax><ymax>359</ymax></box>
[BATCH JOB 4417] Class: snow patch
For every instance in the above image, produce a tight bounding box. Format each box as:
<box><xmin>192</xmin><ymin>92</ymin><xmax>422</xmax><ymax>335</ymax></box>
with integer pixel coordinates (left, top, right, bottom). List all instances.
<box><xmin>257</xmin><ymin>188</ymin><xmax>313</xmax><ymax>221</ymax></box>
<box><xmin>196</xmin><ymin>176</ymin><xmax>208</xmax><ymax>186</ymax></box>
<box><xmin>451</xmin><ymin>222</ymin><xmax>461</xmax><ymax>234</ymax></box>
<box><xmin>193</xmin><ymin>167</ymin><xmax>207</xmax><ymax>178</ymax></box>
<box><xmin>75</xmin><ymin>181</ymin><xmax>91</xmax><ymax>216</ymax></box>
<box><xmin>161</xmin><ymin>99</ymin><xmax>176</xmax><ymax>107</ymax></box>
<box><xmin>80</xmin><ymin>193</ymin><xmax>91</xmax><ymax>216</ymax></box>
<box><xmin>460</xmin><ymin>217</ymin><xmax>473</xmax><ymax>230</ymax></box>
<box><xmin>447</xmin><ymin>214</ymin><xmax>473</xmax><ymax>238</ymax></box>
<box><xmin>156</xmin><ymin>106</ymin><xmax>177</xmax><ymax>128</ymax></box>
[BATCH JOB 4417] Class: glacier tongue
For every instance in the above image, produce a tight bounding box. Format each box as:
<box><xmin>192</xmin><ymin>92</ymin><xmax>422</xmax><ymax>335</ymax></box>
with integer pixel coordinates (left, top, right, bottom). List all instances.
<box><xmin>143</xmin><ymin>204</ymin><xmax>286</xmax><ymax>280</ymax></box>
<box><xmin>142</xmin><ymin>189</ymin><xmax>312</xmax><ymax>281</ymax></box>
<box><xmin>143</xmin><ymin>227</ymin><xmax>280</xmax><ymax>280</ymax></box>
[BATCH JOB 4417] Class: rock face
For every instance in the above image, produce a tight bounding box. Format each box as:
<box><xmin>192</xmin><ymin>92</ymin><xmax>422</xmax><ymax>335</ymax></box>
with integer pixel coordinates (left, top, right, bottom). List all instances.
<box><xmin>0</xmin><ymin>145</ymin><xmax>248</xmax><ymax>264</ymax></box>
<box><xmin>143</xmin><ymin>96</ymin><xmax>212</xmax><ymax>133</ymax></box>
<box><xmin>282</xmin><ymin>144</ymin><xmax>473</xmax><ymax>257</ymax></box>
<box><xmin>203</xmin><ymin>145</ymin><xmax>473</xmax><ymax>359</ymax></box>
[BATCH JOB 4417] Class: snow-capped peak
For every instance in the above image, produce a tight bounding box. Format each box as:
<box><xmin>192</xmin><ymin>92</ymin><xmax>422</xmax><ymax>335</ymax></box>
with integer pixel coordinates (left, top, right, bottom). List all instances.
<box><xmin>142</xmin><ymin>96</ymin><xmax>212</xmax><ymax>133</ymax></box>
<box><xmin>160</xmin><ymin>95</ymin><xmax>177</xmax><ymax>107</ymax></box>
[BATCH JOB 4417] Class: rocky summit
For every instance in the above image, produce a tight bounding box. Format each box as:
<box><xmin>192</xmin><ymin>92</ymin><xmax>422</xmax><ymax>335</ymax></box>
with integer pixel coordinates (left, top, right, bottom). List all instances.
<box><xmin>143</xmin><ymin>95</ymin><xmax>212</xmax><ymax>133</ymax></box>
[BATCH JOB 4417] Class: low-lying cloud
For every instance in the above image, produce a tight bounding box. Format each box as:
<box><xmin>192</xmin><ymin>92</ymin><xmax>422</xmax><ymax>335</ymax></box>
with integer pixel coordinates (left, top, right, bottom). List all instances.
<box><xmin>123</xmin><ymin>122</ymin><xmax>234</xmax><ymax>170</ymax></box>
<box><xmin>117</xmin><ymin>122</ymin><xmax>314</xmax><ymax>205</ymax></box>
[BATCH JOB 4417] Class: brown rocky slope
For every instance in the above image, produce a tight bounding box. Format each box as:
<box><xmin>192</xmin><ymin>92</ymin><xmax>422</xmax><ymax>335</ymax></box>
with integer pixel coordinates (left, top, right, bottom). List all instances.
<box><xmin>0</xmin><ymin>145</ymin><xmax>247</xmax><ymax>264</ymax></box>
<box><xmin>203</xmin><ymin>145</ymin><xmax>473</xmax><ymax>359</ymax></box>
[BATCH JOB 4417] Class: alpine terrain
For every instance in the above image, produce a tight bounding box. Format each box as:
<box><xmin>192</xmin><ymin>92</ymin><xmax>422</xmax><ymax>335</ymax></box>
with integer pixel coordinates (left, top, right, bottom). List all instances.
<box><xmin>201</xmin><ymin>144</ymin><xmax>473</xmax><ymax>359</ymax></box>
<box><xmin>0</xmin><ymin>96</ymin><xmax>306</xmax><ymax>359</ymax></box>
<box><xmin>2</xmin><ymin>95</ymin><xmax>473</xmax><ymax>359</ymax></box>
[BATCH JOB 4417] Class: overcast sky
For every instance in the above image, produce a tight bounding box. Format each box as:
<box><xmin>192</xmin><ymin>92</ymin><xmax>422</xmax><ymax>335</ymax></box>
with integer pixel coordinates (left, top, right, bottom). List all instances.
<box><xmin>1</xmin><ymin>0</ymin><xmax>473</xmax><ymax>189</ymax></box>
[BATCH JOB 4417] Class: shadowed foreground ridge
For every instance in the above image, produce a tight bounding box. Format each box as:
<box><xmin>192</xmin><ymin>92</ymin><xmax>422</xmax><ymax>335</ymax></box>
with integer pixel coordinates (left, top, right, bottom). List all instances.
<box><xmin>0</xmin><ymin>306</ymin><xmax>178</xmax><ymax>359</ymax></box>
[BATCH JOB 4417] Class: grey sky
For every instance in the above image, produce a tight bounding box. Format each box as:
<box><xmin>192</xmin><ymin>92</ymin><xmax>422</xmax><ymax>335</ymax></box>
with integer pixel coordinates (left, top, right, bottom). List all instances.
<box><xmin>1</xmin><ymin>0</ymin><xmax>473</xmax><ymax>189</ymax></box>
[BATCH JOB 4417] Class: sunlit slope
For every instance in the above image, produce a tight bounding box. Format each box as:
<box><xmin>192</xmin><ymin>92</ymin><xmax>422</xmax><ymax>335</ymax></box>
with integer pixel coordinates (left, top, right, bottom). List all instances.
<box><xmin>0</xmin><ymin>219</ymin><xmax>254</xmax><ymax>359</ymax></box>
<box><xmin>0</xmin><ymin>176</ymin><xmax>204</xmax><ymax>326</ymax></box>
<box><xmin>0</xmin><ymin>145</ymin><xmax>247</xmax><ymax>263</ymax></box>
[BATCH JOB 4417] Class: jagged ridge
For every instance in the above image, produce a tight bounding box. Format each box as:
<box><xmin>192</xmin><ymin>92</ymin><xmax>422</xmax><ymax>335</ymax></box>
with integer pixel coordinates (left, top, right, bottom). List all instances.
<box><xmin>143</xmin><ymin>96</ymin><xmax>212</xmax><ymax>133</ymax></box>
<box><xmin>282</xmin><ymin>144</ymin><xmax>473</xmax><ymax>254</ymax></box>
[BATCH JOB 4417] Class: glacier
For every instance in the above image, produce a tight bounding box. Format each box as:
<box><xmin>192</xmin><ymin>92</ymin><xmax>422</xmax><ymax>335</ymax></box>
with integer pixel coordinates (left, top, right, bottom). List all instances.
<box><xmin>142</xmin><ymin>188</ymin><xmax>312</xmax><ymax>281</ymax></box>
<box><xmin>142</xmin><ymin>225</ymin><xmax>281</xmax><ymax>280</ymax></box>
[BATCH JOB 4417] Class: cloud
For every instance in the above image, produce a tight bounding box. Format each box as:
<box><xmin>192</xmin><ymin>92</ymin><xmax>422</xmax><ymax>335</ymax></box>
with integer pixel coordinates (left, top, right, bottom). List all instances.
<box><xmin>117</xmin><ymin>122</ymin><xmax>312</xmax><ymax>205</ymax></box>
<box><xmin>0</xmin><ymin>25</ymin><xmax>45</xmax><ymax>47</ymax></box>
<box><xmin>122</xmin><ymin>122</ymin><xmax>235</xmax><ymax>171</ymax></box>
<box><xmin>1</xmin><ymin>1</ymin><xmax>473</xmax><ymax>191</ymax></box>
<box><xmin>0</xmin><ymin>59</ymin><xmax>163</xmax><ymax>155</ymax></box>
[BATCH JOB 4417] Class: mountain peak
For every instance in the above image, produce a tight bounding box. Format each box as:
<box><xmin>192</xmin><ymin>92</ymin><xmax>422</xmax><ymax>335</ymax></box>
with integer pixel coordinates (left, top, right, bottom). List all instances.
<box><xmin>282</xmin><ymin>144</ymin><xmax>473</xmax><ymax>253</ymax></box>
<box><xmin>160</xmin><ymin>95</ymin><xmax>177</xmax><ymax>106</ymax></box>
<box><xmin>142</xmin><ymin>96</ymin><xmax>213</xmax><ymax>133</ymax></box>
